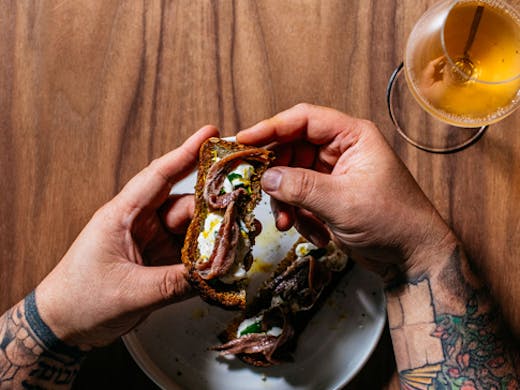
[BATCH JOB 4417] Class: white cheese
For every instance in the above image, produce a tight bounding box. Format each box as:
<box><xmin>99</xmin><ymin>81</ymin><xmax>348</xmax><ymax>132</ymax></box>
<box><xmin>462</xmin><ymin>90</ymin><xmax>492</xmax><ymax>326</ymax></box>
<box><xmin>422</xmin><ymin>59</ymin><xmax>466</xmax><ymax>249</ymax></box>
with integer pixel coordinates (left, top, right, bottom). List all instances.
<box><xmin>295</xmin><ymin>242</ymin><xmax>318</xmax><ymax>258</ymax></box>
<box><xmin>196</xmin><ymin>211</ymin><xmax>251</xmax><ymax>284</ymax></box>
<box><xmin>267</xmin><ymin>326</ymin><xmax>282</xmax><ymax>337</ymax></box>
<box><xmin>219</xmin><ymin>261</ymin><xmax>247</xmax><ymax>284</ymax></box>
<box><xmin>197</xmin><ymin>212</ymin><xmax>224</xmax><ymax>261</ymax></box>
<box><xmin>222</xmin><ymin>163</ymin><xmax>255</xmax><ymax>193</ymax></box>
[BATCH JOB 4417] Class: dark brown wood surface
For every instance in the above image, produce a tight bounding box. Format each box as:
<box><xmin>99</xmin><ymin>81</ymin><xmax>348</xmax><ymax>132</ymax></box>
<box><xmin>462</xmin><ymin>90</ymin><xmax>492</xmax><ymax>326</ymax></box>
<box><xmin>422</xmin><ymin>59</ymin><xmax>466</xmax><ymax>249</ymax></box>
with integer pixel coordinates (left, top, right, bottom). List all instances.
<box><xmin>1</xmin><ymin>1</ymin><xmax>518</xmax><ymax>389</ymax></box>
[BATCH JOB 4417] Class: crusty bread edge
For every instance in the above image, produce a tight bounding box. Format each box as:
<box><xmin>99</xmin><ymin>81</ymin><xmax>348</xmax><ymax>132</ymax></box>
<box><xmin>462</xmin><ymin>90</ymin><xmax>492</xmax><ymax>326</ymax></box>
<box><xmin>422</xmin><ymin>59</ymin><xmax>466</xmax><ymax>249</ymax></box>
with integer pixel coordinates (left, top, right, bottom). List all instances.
<box><xmin>181</xmin><ymin>137</ymin><xmax>273</xmax><ymax>310</ymax></box>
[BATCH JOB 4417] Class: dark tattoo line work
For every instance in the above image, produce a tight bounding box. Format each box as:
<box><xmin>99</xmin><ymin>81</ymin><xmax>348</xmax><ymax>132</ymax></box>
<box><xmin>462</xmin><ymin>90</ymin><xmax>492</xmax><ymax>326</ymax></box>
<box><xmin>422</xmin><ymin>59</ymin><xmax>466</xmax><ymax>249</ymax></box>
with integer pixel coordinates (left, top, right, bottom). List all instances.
<box><xmin>387</xmin><ymin>246</ymin><xmax>520</xmax><ymax>390</ymax></box>
<box><xmin>0</xmin><ymin>291</ymin><xmax>85</xmax><ymax>389</ymax></box>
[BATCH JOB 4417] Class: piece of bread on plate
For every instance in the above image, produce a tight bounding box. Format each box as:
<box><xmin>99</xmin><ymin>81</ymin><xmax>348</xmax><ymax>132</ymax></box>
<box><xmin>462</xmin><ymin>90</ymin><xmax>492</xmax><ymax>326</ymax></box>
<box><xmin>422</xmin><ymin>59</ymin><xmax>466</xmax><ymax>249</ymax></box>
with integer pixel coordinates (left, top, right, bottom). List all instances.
<box><xmin>211</xmin><ymin>237</ymin><xmax>351</xmax><ymax>366</ymax></box>
<box><xmin>181</xmin><ymin>137</ymin><xmax>273</xmax><ymax>310</ymax></box>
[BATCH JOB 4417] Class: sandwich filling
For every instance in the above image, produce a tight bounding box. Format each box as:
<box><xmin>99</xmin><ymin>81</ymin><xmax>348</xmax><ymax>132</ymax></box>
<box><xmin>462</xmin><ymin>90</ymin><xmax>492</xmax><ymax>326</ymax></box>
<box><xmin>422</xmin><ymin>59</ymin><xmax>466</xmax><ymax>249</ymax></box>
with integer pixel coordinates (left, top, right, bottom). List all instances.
<box><xmin>212</xmin><ymin>240</ymin><xmax>349</xmax><ymax>363</ymax></box>
<box><xmin>195</xmin><ymin>149</ymin><xmax>270</xmax><ymax>283</ymax></box>
<box><xmin>212</xmin><ymin>306</ymin><xmax>294</xmax><ymax>365</ymax></box>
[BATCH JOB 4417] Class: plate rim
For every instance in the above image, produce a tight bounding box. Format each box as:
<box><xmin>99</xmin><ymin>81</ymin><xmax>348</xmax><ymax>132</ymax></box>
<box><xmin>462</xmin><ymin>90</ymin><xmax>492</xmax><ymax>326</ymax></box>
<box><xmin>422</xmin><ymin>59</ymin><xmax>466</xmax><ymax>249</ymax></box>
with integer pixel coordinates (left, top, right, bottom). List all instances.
<box><xmin>123</xmin><ymin>269</ymin><xmax>387</xmax><ymax>390</ymax></box>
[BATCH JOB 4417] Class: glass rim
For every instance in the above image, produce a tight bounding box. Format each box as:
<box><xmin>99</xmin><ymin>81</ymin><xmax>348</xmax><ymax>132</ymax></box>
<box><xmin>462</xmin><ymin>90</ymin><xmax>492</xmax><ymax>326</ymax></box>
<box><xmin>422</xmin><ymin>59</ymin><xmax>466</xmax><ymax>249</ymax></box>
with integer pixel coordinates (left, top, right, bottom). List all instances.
<box><xmin>440</xmin><ymin>0</ymin><xmax>520</xmax><ymax>85</ymax></box>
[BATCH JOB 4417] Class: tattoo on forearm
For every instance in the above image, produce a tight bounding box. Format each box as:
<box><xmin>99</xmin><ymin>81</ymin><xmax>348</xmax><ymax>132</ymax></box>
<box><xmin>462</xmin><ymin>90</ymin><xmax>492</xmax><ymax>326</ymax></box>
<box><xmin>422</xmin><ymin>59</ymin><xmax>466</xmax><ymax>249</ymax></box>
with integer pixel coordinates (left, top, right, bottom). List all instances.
<box><xmin>0</xmin><ymin>291</ymin><xmax>85</xmax><ymax>389</ymax></box>
<box><xmin>387</xmin><ymin>246</ymin><xmax>519</xmax><ymax>390</ymax></box>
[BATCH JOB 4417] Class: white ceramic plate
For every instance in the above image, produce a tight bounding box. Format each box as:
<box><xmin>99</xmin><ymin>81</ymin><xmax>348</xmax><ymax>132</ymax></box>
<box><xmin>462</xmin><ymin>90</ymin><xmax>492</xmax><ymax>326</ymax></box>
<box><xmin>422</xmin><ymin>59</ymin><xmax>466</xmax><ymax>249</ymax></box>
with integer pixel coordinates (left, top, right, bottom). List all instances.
<box><xmin>123</xmin><ymin>146</ymin><xmax>386</xmax><ymax>390</ymax></box>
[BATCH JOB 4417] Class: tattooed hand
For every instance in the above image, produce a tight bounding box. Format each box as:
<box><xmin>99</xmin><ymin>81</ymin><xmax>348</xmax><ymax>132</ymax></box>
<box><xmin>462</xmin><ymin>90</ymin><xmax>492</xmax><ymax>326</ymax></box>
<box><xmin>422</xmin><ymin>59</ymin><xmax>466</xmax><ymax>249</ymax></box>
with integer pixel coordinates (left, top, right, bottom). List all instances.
<box><xmin>0</xmin><ymin>125</ymin><xmax>218</xmax><ymax>389</ymax></box>
<box><xmin>237</xmin><ymin>103</ymin><xmax>455</xmax><ymax>283</ymax></box>
<box><xmin>238</xmin><ymin>104</ymin><xmax>519</xmax><ymax>388</ymax></box>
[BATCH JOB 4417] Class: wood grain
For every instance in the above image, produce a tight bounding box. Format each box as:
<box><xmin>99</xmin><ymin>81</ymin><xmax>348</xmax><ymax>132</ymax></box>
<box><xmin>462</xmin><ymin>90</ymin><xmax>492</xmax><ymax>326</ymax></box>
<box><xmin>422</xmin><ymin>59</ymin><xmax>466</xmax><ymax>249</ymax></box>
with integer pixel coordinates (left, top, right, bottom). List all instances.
<box><xmin>1</xmin><ymin>1</ymin><xmax>518</xmax><ymax>389</ymax></box>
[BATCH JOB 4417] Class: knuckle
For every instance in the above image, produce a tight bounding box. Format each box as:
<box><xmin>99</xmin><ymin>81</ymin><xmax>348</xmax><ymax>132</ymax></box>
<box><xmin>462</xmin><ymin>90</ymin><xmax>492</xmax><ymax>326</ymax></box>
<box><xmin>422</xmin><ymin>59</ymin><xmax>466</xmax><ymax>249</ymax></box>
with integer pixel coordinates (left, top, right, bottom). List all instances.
<box><xmin>148</xmin><ymin>158</ymin><xmax>168</xmax><ymax>181</ymax></box>
<box><xmin>147</xmin><ymin>159</ymin><xmax>158</xmax><ymax>174</ymax></box>
<box><xmin>159</xmin><ymin>269</ymin><xmax>185</xmax><ymax>302</ymax></box>
<box><xmin>293</xmin><ymin>102</ymin><xmax>313</xmax><ymax>112</ymax></box>
<box><xmin>358</xmin><ymin>118</ymin><xmax>378</xmax><ymax>133</ymax></box>
<box><xmin>288</xmin><ymin>170</ymin><xmax>316</xmax><ymax>205</ymax></box>
<box><xmin>92</xmin><ymin>202</ymin><xmax>121</xmax><ymax>229</ymax></box>
<box><xmin>147</xmin><ymin>157</ymin><xmax>162</xmax><ymax>172</ymax></box>
<box><xmin>92</xmin><ymin>202</ymin><xmax>111</xmax><ymax>221</ymax></box>
<box><xmin>159</xmin><ymin>270</ymin><xmax>177</xmax><ymax>301</ymax></box>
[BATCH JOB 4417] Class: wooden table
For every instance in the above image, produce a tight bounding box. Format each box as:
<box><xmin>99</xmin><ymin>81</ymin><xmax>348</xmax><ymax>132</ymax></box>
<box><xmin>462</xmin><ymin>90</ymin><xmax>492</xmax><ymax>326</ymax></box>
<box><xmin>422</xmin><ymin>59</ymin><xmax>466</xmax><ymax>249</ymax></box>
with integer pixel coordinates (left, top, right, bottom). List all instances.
<box><xmin>1</xmin><ymin>1</ymin><xmax>519</xmax><ymax>389</ymax></box>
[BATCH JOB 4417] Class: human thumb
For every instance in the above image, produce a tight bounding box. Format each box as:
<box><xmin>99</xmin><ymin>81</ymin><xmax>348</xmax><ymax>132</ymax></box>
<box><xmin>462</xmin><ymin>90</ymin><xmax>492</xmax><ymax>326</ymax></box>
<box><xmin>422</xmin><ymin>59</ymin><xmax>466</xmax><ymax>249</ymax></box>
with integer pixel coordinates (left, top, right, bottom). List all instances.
<box><xmin>261</xmin><ymin>167</ymin><xmax>338</xmax><ymax>222</ymax></box>
<box><xmin>130</xmin><ymin>264</ymin><xmax>193</xmax><ymax>310</ymax></box>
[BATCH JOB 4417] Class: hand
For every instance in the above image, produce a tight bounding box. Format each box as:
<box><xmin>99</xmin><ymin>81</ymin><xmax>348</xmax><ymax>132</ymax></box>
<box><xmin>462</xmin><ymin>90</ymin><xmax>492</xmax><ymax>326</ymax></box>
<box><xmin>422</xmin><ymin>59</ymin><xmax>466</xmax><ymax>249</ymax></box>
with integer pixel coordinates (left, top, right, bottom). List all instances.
<box><xmin>35</xmin><ymin>125</ymin><xmax>219</xmax><ymax>349</ymax></box>
<box><xmin>237</xmin><ymin>103</ymin><xmax>456</xmax><ymax>283</ymax></box>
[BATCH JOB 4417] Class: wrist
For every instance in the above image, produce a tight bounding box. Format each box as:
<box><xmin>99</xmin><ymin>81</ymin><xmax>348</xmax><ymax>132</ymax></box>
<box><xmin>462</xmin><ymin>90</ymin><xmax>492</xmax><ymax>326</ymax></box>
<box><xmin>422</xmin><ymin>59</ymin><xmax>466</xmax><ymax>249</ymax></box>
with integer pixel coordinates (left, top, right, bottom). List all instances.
<box><xmin>24</xmin><ymin>290</ymin><xmax>88</xmax><ymax>361</ymax></box>
<box><xmin>387</xmin><ymin>221</ymin><xmax>458</xmax><ymax>288</ymax></box>
<box><xmin>34</xmin><ymin>285</ymin><xmax>93</xmax><ymax>352</ymax></box>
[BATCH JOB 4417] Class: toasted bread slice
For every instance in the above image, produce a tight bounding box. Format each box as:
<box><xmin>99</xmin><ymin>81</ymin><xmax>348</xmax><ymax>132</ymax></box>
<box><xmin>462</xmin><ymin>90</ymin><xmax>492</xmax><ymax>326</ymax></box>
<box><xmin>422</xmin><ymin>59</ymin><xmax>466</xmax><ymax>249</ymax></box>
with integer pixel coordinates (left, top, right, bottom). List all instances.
<box><xmin>212</xmin><ymin>237</ymin><xmax>352</xmax><ymax>366</ymax></box>
<box><xmin>181</xmin><ymin>138</ymin><xmax>273</xmax><ymax>310</ymax></box>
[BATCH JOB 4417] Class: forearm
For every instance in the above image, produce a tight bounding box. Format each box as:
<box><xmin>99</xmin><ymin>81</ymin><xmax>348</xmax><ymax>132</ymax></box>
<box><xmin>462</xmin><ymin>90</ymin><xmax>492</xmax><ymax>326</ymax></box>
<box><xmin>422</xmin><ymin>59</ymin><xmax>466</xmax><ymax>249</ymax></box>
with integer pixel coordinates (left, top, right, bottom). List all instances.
<box><xmin>386</xmin><ymin>243</ymin><xmax>520</xmax><ymax>389</ymax></box>
<box><xmin>0</xmin><ymin>291</ymin><xmax>85</xmax><ymax>389</ymax></box>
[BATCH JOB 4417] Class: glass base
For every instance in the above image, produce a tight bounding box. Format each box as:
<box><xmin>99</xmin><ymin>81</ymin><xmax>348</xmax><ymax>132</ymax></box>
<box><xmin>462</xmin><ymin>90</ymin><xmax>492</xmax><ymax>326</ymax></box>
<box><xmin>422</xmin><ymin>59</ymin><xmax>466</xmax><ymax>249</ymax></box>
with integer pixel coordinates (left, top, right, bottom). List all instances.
<box><xmin>386</xmin><ymin>63</ymin><xmax>487</xmax><ymax>154</ymax></box>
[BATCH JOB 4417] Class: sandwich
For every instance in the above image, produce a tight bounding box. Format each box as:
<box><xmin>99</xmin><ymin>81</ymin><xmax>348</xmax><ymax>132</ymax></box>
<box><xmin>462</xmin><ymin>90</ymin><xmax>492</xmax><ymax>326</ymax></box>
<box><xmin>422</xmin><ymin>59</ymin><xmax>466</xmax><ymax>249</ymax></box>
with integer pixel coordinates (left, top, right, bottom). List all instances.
<box><xmin>211</xmin><ymin>238</ymin><xmax>350</xmax><ymax>366</ymax></box>
<box><xmin>181</xmin><ymin>137</ymin><xmax>273</xmax><ymax>310</ymax></box>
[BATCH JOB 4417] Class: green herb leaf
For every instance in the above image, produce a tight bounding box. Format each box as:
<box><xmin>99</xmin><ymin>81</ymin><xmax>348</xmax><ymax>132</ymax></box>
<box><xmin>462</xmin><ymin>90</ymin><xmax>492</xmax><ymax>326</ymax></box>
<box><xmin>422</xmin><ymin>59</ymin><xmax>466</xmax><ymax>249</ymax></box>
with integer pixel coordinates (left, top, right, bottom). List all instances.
<box><xmin>227</xmin><ymin>173</ymin><xmax>242</xmax><ymax>182</ymax></box>
<box><xmin>239</xmin><ymin>321</ymin><xmax>262</xmax><ymax>336</ymax></box>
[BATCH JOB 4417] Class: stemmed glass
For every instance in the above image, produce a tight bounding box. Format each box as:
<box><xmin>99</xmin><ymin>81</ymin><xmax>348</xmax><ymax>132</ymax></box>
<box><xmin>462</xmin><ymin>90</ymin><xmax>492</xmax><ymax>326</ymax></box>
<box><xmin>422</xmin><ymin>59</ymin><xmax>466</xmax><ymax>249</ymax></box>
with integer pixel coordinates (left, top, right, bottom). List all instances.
<box><xmin>387</xmin><ymin>0</ymin><xmax>520</xmax><ymax>153</ymax></box>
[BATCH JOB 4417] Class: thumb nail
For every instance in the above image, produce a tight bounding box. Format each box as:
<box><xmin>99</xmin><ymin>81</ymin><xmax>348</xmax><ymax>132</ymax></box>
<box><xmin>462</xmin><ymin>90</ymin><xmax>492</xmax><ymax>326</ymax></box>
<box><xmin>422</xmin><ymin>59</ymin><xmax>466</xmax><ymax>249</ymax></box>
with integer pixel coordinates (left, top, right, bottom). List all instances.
<box><xmin>262</xmin><ymin>169</ymin><xmax>282</xmax><ymax>192</ymax></box>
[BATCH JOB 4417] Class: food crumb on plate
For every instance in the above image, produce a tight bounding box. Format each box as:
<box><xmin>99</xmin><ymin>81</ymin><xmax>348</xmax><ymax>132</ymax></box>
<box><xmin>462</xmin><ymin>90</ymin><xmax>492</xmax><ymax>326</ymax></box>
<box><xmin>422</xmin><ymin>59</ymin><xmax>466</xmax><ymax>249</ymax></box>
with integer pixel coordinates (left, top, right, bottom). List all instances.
<box><xmin>191</xmin><ymin>307</ymin><xmax>207</xmax><ymax>320</ymax></box>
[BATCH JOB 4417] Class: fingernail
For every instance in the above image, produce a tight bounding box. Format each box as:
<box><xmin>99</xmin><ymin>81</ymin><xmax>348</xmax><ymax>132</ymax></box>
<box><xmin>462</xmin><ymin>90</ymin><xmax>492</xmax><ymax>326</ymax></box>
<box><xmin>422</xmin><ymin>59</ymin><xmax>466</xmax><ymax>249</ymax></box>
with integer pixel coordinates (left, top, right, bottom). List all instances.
<box><xmin>262</xmin><ymin>169</ymin><xmax>282</xmax><ymax>192</ymax></box>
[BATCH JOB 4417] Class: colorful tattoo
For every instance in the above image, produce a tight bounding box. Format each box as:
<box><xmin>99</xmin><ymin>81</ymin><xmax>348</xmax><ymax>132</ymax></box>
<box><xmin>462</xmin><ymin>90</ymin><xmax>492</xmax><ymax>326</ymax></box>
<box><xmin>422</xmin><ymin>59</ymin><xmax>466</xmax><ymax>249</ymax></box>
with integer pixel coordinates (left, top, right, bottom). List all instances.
<box><xmin>0</xmin><ymin>291</ymin><xmax>85</xmax><ymax>389</ymax></box>
<box><xmin>387</xmin><ymin>247</ymin><xmax>519</xmax><ymax>390</ymax></box>
<box><xmin>433</xmin><ymin>298</ymin><xmax>518</xmax><ymax>389</ymax></box>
